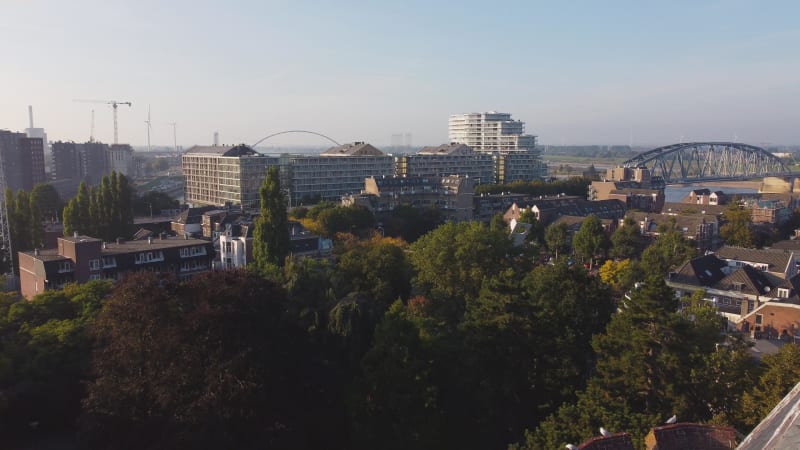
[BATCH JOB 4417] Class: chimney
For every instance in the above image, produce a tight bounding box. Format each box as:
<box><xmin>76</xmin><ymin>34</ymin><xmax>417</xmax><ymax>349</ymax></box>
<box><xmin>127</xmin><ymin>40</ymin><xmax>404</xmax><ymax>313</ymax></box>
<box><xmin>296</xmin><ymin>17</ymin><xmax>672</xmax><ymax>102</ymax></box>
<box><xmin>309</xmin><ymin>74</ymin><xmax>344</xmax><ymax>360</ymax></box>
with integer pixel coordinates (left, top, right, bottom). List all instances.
<box><xmin>148</xmin><ymin>237</ymin><xmax>152</xmax><ymax>245</ymax></box>
<box><xmin>28</xmin><ymin>105</ymin><xmax>34</xmax><ymax>128</ymax></box>
<box><xmin>103</xmin><ymin>242</ymin><xmax>107</xmax><ymax>249</ymax></box>
<box><xmin>73</xmin><ymin>231</ymin><xmax>78</xmax><ymax>238</ymax></box>
<box><xmin>34</xmin><ymin>248</ymin><xmax>39</xmax><ymax>256</ymax></box>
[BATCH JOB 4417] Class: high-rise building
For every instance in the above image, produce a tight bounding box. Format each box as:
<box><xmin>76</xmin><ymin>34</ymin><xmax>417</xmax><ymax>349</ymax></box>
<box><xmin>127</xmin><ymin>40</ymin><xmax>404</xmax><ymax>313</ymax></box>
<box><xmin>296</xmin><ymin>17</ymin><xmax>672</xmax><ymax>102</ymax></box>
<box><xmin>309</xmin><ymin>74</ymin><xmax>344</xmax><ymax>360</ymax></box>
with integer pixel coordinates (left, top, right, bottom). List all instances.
<box><xmin>448</xmin><ymin>112</ymin><xmax>547</xmax><ymax>182</ymax></box>
<box><xmin>51</xmin><ymin>141</ymin><xmax>114</xmax><ymax>185</ymax></box>
<box><xmin>0</xmin><ymin>130</ymin><xmax>46</xmax><ymax>191</ymax></box>
<box><xmin>182</xmin><ymin>145</ymin><xmax>279</xmax><ymax>208</ymax></box>
<box><xmin>51</xmin><ymin>141</ymin><xmax>81</xmax><ymax>181</ymax></box>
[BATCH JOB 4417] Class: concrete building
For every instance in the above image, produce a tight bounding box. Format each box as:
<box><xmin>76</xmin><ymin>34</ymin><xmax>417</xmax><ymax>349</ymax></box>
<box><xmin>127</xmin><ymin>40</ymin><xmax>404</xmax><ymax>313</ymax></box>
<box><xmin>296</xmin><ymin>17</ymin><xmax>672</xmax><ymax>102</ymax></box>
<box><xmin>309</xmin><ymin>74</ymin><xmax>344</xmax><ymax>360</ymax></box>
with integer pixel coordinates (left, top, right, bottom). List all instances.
<box><xmin>18</xmin><ymin>234</ymin><xmax>215</xmax><ymax>300</ymax></box>
<box><xmin>343</xmin><ymin>174</ymin><xmax>476</xmax><ymax>222</ymax></box>
<box><xmin>218</xmin><ymin>220</ymin><xmax>331</xmax><ymax>269</ymax></box>
<box><xmin>107</xmin><ymin>144</ymin><xmax>135</xmax><ymax>177</ymax></box>
<box><xmin>182</xmin><ymin>145</ymin><xmax>279</xmax><ymax>208</ymax></box>
<box><xmin>394</xmin><ymin>143</ymin><xmax>494</xmax><ymax>183</ymax></box>
<box><xmin>448</xmin><ymin>112</ymin><xmax>537</xmax><ymax>152</ymax></box>
<box><xmin>448</xmin><ymin>112</ymin><xmax>547</xmax><ymax>181</ymax></box>
<box><xmin>0</xmin><ymin>130</ymin><xmax>46</xmax><ymax>191</ymax></box>
<box><xmin>283</xmin><ymin>142</ymin><xmax>394</xmax><ymax>205</ymax></box>
<box><xmin>51</xmin><ymin>141</ymin><xmax>82</xmax><ymax>181</ymax></box>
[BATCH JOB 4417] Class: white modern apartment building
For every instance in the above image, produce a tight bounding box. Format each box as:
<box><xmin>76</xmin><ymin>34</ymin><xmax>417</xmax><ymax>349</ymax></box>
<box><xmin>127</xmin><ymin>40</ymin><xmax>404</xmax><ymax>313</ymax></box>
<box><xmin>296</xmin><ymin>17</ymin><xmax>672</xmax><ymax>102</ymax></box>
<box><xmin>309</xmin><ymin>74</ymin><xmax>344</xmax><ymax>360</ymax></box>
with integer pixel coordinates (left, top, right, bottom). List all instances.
<box><xmin>448</xmin><ymin>112</ymin><xmax>538</xmax><ymax>152</ymax></box>
<box><xmin>448</xmin><ymin>112</ymin><xmax>547</xmax><ymax>182</ymax></box>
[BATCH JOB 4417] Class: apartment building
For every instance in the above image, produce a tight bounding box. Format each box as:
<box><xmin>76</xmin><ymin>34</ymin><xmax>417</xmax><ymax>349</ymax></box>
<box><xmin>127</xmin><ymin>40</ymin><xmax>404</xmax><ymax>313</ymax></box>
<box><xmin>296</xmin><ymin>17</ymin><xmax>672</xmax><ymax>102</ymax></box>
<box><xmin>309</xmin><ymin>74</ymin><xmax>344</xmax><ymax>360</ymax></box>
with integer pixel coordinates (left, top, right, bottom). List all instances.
<box><xmin>394</xmin><ymin>143</ymin><xmax>494</xmax><ymax>184</ymax></box>
<box><xmin>448</xmin><ymin>112</ymin><xmax>547</xmax><ymax>181</ymax></box>
<box><xmin>0</xmin><ymin>130</ymin><xmax>46</xmax><ymax>191</ymax></box>
<box><xmin>18</xmin><ymin>234</ymin><xmax>215</xmax><ymax>300</ymax></box>
<box><xmin>283</xmin><ymin>142</ymin><xmax>394</xmax><ymax>205</ymax></box>
<box><xmin>182</xmin><ymin>145</ymin><xmax>279</xmax><ymax>208</ymax></box>
<box><xmin>344</xmin><ymin>174</ymin><xmax>476</xmax><ymax>222</ymax></box>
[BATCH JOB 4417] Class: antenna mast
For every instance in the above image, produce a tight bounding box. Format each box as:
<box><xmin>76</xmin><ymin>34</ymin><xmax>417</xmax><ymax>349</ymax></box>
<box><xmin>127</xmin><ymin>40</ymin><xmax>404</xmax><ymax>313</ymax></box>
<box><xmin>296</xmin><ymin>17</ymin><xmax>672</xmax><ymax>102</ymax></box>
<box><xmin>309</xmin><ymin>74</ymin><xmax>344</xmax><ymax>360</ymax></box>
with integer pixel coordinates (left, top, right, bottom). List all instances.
<box><xmin>145</xmin><ymin>105</ymin><xmax>152</xmax><ymax>152</ymax></box>
<box><xmin>90</xmin><ymin>109</ymin><xmax>95</xmax><ymax>142</ymax></box>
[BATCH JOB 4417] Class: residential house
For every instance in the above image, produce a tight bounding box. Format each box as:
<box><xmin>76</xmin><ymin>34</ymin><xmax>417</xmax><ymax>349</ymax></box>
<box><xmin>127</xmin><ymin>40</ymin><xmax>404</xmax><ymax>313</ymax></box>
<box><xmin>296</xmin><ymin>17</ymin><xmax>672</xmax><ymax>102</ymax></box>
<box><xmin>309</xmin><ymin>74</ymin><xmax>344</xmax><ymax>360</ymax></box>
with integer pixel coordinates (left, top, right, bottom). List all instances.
<box><xmin>18</xmin><ymin>234</ymin><xmax>215</xmax><ymax>300</ymax></box>
<box><xmin>625</xmin><ymin>211</ymin><xmax>720</xmax><ymax>252</ymax></box>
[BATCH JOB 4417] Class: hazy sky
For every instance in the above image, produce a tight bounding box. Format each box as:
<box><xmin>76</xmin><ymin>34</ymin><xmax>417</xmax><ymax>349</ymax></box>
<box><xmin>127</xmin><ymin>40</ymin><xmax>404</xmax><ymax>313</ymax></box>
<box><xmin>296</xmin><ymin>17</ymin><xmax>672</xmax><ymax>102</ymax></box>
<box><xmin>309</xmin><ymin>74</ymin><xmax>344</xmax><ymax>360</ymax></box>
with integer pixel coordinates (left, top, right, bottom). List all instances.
<box><xmin>1</xmin><ymin>0</ymin><xmax>798</xmax><ymax>148</ymax></box>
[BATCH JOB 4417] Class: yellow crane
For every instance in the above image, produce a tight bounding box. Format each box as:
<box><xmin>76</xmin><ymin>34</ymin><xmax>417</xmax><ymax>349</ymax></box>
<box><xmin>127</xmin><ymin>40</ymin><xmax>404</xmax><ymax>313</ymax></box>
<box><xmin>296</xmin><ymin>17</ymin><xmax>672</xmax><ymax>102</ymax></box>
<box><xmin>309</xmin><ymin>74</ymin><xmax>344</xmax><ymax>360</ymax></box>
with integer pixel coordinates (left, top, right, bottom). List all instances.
<box><xmin>73</xmin><ymin>99</ymin><xmax>132</xmax><ymax>144</ymax></box>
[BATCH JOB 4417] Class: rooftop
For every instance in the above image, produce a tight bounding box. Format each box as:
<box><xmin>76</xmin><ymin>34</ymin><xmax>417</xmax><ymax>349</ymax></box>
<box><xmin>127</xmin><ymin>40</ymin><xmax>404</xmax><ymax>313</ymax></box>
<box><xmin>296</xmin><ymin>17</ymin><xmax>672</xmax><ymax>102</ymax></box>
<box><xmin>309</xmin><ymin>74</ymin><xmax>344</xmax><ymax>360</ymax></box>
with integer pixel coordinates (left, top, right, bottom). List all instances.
<box><xmin>183</xmin><ymin>144</ymin><xmax>261</xmax><ymax>157</ymax></box>
<box><xmin>320</xmin><ymin>142</ymin><xmax>385</xmax><ymax>157</ymax></box>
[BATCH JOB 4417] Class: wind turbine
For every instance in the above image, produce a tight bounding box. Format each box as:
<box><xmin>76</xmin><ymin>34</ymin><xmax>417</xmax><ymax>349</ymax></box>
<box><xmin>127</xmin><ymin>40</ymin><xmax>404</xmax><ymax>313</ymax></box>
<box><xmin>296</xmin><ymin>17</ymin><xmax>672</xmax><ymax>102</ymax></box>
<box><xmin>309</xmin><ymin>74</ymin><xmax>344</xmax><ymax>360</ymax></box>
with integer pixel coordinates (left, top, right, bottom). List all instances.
<box><xmin>144</xmin><ymin>105</ymin><xmax>152</xmax><ymax>152</ymax></box>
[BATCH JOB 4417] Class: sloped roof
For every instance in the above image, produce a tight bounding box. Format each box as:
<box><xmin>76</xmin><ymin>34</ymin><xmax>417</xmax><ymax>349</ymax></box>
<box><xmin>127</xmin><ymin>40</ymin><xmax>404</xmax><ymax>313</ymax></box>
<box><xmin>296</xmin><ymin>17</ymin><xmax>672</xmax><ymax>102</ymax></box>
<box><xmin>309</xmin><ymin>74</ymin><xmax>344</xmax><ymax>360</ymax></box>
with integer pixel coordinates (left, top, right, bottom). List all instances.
<box><xmin>769</xmin><ymin>240</ymin><xmax>800</xmax><ymax>251</ymax></box>
<box><xmin>321</xmin><ymin>142</ymin><xmax>385</xmax><ymax>156</ymax></box>
<box><xmin>672</xmin><ymin>254</ymin><xmax>728</xmax><ymax>287</ymax></box>
<box><xmin>417</xmin><ymin>143</ymin><xmax>474</xmax><ymax>155</ymax></box>
<box><xmin>577</xmin><ymin>433</ymin><xmax>634</xmax><ymax>450</ymax></box>
<box><xmin>713</xmin><ymin>265</ymin><xmax>773</xmax><ymax>296</ymax></box>
<box><xmin>715</xmin><ymin>246</ymin><xmax>794</xmax><ymax>274</ymax></box>
<box><xmin>184</xmin><ymin>144</ymin><xmax>259</xmax><ymax>157</ymax></box>
<box><xmin>662</xmin><ymin>202</ymin><xmax>728</xmax><ymax>215</ymax></box>
<box><xmin>738</xmin><ymin>381</ymin><xmax>800</xmax><ymax>449</ymax></box>
<box><xmin>648</xmin><ymin>423</ymin><xmax>737</xmax><ymax>449</ymax></box>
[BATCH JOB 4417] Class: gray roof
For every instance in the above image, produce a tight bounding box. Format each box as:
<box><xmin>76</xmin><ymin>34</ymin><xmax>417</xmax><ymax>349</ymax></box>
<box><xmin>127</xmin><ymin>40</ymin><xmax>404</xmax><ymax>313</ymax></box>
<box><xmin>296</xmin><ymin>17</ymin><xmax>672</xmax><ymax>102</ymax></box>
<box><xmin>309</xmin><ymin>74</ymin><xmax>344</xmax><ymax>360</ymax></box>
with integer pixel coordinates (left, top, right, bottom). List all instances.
<box><xmin>715</xmin><ymin>246</ymin><xmax>794</xmax><ymax>274</ymax></box>
<box><xmin>321</xmin><ymin>142</ymin><xmax>385</xmax><ymax>157</ymax></box>
<box><xmin>184</xmin><ymin>144</ymin><xmax>259</xmax><ymax>157</ymax></box>
<box><xmin>770</xmin><ymin>240</ymin><xmax>800</xmax><ymax>251</ymax></box>
<box><xmin>672</xmin><ymin>254</ymin><xmax>728</xmax><ymax>286</ymax></box>
<box><xmin>662</xmin><ymin>202</ymin><xmax>728</xmax><ymax>215</ymax></box>
<box><xmin>416</xmin><ymin>143</ymin><xmax>474</xmax><ymax>155</ymax></box>
<box><xmin>738</xmin><ymin>381</ymin><xmax>800</xmax><ymax>449</ymax></box>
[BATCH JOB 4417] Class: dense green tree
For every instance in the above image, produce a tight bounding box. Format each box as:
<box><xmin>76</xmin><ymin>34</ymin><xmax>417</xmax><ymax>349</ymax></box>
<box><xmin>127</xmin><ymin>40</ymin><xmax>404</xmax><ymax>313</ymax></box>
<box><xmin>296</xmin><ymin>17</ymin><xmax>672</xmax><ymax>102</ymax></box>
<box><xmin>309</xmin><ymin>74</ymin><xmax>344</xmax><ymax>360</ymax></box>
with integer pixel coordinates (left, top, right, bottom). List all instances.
<box><xmin>572</xmin><ymin>215</ymin><xmax>610</xmax><ymax>269</ymax></box>
<box><xmin>610</xmin><ymin>217</ymin><xmax>642</xmax><ymax>260</ymax></box>
<box><xmin>545</xmin><ymin>222</ymin><xmax>570</xmax><ymax>260</ymax></box>
<box><xmin>522</xmin><ymin>276</ymin><xmax>729</xmax><ymax>448</ymax></box>
<box><xmin>474</xmin><ymin>177</ymin><xmax>590</xmax><ymax>197</ymax></box>
<box><xmin>738</xmin><ymin>343</ymin><xmax>800</xmax><ymax>430</ymax></box>
<box><xmin>83</xmin><ymin>270</ymin><xmax>345</xmax><ymax>449</ymax></box>
<box><xmin>62</xmin><ymin>174</ymin><xmax>133</xmax><ymax>240</ymax></box>
<box><xmin>351</xmin><ymin>301</ymin><xmax>445</xmax><ymax>450</ymax></box>
<box><xmin>409</xmin><ymin>221</ymin><xmax>510</xmax><ymax>316</ymax></box>
<box><xmin>720</xmin><ymin>202</ymin><xmax>755</xmax><ymax>247</ymax></box>
<box><xmin>30</xmin><ymin>183</ymin><xmax>63</xmax><ymax>222</ymax></box>
<box><xmin>382</xmin><ymin>204</ymin><xmax>441</xmax><ymax>243</ymax></box>
<box><xmin>641</xmin><ymin>226</ymin><xmax>696</xmax><ymax>276</ymax></box>
<box><xmin>0</xmin><ymin>281</ymin><xmax>112</xmax><ymax>440</ymax></box>
<box><xmin>332</xmin><ymin>237</ymin><xmax>412</xmax><ymax>307</ymax></box>
<box><xmin>315</xmin><ymin>205</ymin><xmax>375</xmax><ymax>238</ymax></box>
<box><xmin>489</xmin><ymin>213</ymin><xmax>507</xmax><ymax>232</ymax></box>
<box><xmin>252</xmin><ymin>166</ymin><xmax>290</xmax><ymax>275</ymax></box>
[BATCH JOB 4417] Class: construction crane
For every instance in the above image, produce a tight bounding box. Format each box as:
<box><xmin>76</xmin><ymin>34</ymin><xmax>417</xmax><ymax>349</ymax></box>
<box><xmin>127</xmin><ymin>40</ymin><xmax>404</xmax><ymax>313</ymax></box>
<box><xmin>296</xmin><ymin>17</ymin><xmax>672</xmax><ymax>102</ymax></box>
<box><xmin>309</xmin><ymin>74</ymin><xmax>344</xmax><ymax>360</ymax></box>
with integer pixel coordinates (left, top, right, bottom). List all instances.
<box><xmin>73</xmin><ymin>99</ymin><xmax>132</xmax><ymax>144</ymax></box>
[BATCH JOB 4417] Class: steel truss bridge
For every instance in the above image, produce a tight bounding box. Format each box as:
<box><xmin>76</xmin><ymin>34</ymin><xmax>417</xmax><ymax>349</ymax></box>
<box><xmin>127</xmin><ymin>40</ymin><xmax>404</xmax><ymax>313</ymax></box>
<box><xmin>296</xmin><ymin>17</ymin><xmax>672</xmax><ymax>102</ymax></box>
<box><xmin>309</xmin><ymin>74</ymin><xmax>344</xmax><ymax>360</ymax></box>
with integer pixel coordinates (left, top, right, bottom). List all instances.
<box><xmin>621</xmin><ymin>142</ymin><xmax>792</xmax><ymax>184</ymax></box>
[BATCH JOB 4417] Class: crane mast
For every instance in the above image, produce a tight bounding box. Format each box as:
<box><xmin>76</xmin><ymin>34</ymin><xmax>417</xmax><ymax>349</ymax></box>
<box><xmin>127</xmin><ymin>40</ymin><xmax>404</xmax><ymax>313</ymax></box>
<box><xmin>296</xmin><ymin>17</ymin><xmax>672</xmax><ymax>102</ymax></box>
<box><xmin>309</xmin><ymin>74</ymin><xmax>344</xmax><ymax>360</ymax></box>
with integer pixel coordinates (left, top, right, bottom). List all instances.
<box><xmin>73</xmin><ymin>99</ymin><xmax>132</xmax><ymax>144</ymax></box>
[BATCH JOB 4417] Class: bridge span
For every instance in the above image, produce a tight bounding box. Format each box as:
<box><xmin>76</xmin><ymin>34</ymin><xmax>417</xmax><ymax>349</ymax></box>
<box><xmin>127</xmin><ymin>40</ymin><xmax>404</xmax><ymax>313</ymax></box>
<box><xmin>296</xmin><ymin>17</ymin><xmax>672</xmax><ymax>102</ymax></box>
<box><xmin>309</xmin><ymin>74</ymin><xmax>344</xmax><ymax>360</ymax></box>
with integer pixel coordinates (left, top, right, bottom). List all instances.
<box><xmin>621</xmin><ymin>142</ymin><xmax>792</xmax><ymax>184</ymax></box>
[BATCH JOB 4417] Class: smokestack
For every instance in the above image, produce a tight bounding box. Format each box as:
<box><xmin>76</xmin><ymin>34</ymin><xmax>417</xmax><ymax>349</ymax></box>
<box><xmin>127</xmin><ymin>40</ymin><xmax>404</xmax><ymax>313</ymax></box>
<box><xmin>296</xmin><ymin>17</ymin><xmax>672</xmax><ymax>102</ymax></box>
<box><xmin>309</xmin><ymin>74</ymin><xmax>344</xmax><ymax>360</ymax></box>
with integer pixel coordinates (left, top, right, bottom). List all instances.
<box><xmin>28</xmin><ymin>105</ymin><xmax>34</xmax><ymax>128</ymax></box>
<box><xmin>213</xmin><ymin>131</ymin><xmax>219</xmax><ymax>146</ymax></box>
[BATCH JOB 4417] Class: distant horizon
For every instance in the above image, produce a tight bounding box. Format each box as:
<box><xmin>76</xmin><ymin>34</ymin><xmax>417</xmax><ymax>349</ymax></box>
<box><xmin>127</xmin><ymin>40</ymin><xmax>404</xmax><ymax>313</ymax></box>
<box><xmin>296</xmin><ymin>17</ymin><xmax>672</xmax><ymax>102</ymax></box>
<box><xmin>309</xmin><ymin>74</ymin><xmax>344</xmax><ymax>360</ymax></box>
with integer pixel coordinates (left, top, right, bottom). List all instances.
<box><xmin>2</xmin><ymin>2</ymin><xmax>798</xmax><ymax>148</ymax></box>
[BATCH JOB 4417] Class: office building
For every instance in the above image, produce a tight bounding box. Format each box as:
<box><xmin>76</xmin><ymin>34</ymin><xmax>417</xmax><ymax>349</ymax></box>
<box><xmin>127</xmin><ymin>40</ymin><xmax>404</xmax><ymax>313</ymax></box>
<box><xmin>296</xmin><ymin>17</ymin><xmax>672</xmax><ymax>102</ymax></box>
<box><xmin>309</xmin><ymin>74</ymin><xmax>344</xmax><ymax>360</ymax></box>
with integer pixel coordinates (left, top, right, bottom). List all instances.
<box><xmin>108</xmin><ymin>144</ymin><xmax>135</xmax><ymax>177</ymax></box>
<box><xmin>182</xmin><ymin>145</ymin><xmax>279</xmax><ymax>208</ymax></box>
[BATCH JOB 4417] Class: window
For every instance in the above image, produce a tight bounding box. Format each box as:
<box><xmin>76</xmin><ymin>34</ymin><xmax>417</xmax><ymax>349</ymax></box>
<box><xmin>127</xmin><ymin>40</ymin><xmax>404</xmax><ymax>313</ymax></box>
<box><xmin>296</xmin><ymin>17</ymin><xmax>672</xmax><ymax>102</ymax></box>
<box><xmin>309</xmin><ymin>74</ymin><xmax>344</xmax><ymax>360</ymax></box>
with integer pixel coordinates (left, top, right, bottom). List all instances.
<box><xmin>89</xmin><ymin>259</ymin><xmax>100</xmax><ymax>271</ymax></box>
<box><xmin>89</xmin><ymin>274</ymin><xmax>101</xmax><ymax>281</ymax></box>
<box><xmin>755</xmin><ymin>314</ymin><xmax>763</xmax><ymax>325</ymax></box>
<box><xmin>778</xmin><ymin>288</ymin><xmax>790</xmax><ymax>298</ymax></box>
<box><xmin>58</xmin><ymin>261</ymin><xmax>73</xmax><ymax>272</ymax></box>
<box><xmin>135</xmin><ymin>251</ymin><xmax>164</xmax><ymax>264</ymax></box>
<box><xmin>102</xmin><ymin>256</ymin><xmax>116</xmax><ymax>268</ymax></box>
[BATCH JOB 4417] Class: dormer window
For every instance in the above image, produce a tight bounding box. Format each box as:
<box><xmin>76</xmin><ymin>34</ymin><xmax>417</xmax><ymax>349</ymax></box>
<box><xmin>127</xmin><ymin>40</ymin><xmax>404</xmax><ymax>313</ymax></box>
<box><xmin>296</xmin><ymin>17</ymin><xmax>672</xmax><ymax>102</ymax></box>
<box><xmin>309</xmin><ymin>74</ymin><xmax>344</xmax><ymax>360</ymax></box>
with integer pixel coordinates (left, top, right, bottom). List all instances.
<box><xmin>778</xmin><ymin>288</ymin><xmax>791</xmax><ymax>298</ymax></box>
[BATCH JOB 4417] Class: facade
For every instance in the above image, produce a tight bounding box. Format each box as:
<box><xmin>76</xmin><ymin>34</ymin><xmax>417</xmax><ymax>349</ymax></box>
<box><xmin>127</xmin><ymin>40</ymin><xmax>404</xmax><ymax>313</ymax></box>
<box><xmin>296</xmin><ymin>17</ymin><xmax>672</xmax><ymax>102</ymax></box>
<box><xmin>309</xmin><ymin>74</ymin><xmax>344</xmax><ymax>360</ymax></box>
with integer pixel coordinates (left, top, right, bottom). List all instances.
<box><xmin>344</xmin><ymin>175</ymin><xmax>476</xmax><ymax>222</ymax></box>
<box><xmin>18</xmin><ymin>234</ymin><xmax>215</xmax><ymax>300</ymax></box>
<box><xmin>589</xmin><ymin>181</ymin><xmax>664</xmax><ymax>213</ymax></box>
<box><xmin>394</xmin><ymin>143</ymin><xmax>494</xmax><ymax>183</ymax></box>
<box><xmin>218</xmin><ymin>221</ymin><xmax>331</xmax><ymax>269</ymax></box>
<box><xmin>625</xmin><ymin>211</ymin><xmax>720</xmax><ymax>252</ymax></box>
<box><xmin>182</xmin><ymin>145</ymin><xmax>279</xmax><ymax>208</ymax></box>
<box><xmin>283</xmin><ymin>142</ymin><xmax>394</xmax><ymax>204</ymax></box>
<box><xmin>448</xmin><ymin>112</ymin><xmax>547</xmax><ymax>181</ymax></box>
<box><xmin>667</xmin><ymin>249</ymin><xmax>800</xmax><ymax>324</ymax></box>
<box><xmin>448</xmin><ymin>112</ymin><xmax>537</xmax><ymax>152</ymax></box>
<box><xmin>107</xmin><ymin>144</ymin><xmax>135</xmax><ymax>177</ymax></box>
<box><xmin>0</xmin><ymin>130</ymin><xmax>46</xmax><ymax>191</ymax></box>
<box><xmin>51</xmin><ymin>141</ymin><xmax>81</xmax><ymax>180</ymax></box>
